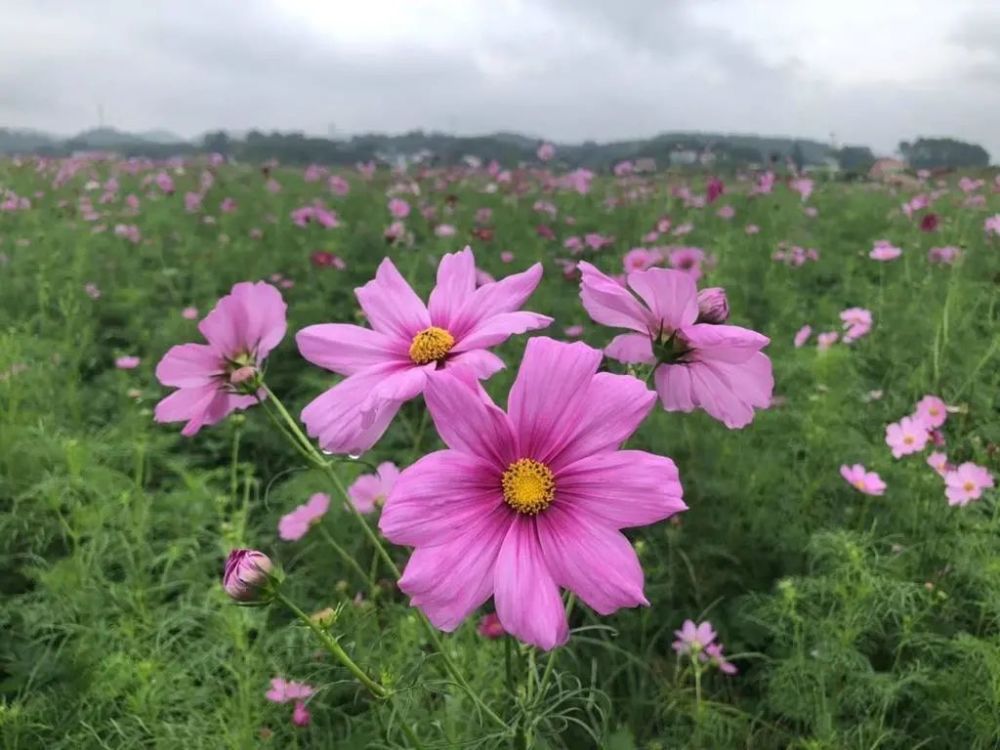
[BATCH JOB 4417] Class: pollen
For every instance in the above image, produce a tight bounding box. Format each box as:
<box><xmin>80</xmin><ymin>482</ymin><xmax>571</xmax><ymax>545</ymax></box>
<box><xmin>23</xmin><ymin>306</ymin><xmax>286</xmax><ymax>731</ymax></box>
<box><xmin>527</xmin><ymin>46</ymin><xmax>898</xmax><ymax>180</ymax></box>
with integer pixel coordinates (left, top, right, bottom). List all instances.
<box><xmin>409</xmin><ymin>326</ymin><xmax>455</xmax><ymax>364</ymax></box>
<box><xmin>963</xmin><ymin>481</ymin><xmax>976</xmax><ymax>492</ymax></box>
<box><xmin>502</xmin><ymin>458</ymin><xmax>556</xmax><ymax>515</ymax></box>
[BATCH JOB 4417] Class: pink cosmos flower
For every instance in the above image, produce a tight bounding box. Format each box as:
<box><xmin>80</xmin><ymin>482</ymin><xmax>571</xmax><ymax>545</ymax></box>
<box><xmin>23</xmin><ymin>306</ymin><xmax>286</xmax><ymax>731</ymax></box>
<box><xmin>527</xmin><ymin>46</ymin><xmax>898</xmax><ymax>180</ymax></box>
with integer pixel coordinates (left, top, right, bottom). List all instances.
<box><xmin>84</xmin><ymin>282</ymin><xmax>101</xmax><ymax>299</ymax></box>
<box><xmin>500</xmin><ymin>251</ymin><xmax>515</xmax><ymax>263</ymax></box>
<box><xmin>388</xmin><ymin>198</ymin><xmax>410</xmax><ymax>219</ymax></box>
<box><xmin>115</xmin><ymin>355</ymin><xmax>141</xmax><ymax>370</ymax></box>
<box><xmin>920</xmin><ymin>213</ymin><xmax>939</xmax><ymax>232</ymax></box>
<box><xmin>347</xmin><ymin>462</ymin><xmax>400</xmax><ymax>513</ymax></box>
<box><xmin>840</xmin><ymin>308</ymin><xmax>873</xmax><ymax>342</ymax></box>
<box><xmin>840</xmin><ymin>464</ymin><xmax>886</xmax><ymax>495</ymax></box>
<box><xmin>790</xmin><ymin>177</ymin><xmax>814</xmax><ymax>201</ymax></box>
<box><xmin>563</xmin><ymin>324</ymin><xmax>584</xmax><ymax>337</ymax></box>
<box><xmin>220</xmin><ymin>197</ymin><xmax>237</xmax><ymax>213</ymax></box>
<box><xmin>885</xmin><ymin>416</ymin><xmax>929</xmax><ymax>459</ymax></box>
<box><xmin>278</xmin><ymin>493</ymin><xmax>331</xmax><ymax>541</ymax></box>
<box><xmin>914</xmin><ymin>395</ymin><xmax>948</xmax><ymax>429</ymax></box>
<box><xmin>578</xmin><ymin>263</ymin><xmax>772</xmax><ymax>429</ymax></box>
<box><xmin>292</xmin><ymin>702</ymin><xmax>310</xmax><ymax>727</ymax></box>
<box><xmin>745</xmin><ymin>224</ymin><xmax>760</xmax><ymax>235</ymax></box>
<box><xmin>296</xmin><ymin>247</ymin><xmax>551</xmax><ymax>455</ymax></box>
<box><xmin>477</xmin><ymin>612</ymin><xmax>506</xmax><ymax>639</ymax></box>
<box><xmin>816</xmin><ymin>332</ymin><xmax>839</xmax><ymax>351</ymax></box>
<box><xmin>379</xmin><ymin>337</ymin><xmax>686</xmax><ymax>650</ymax></box>
<box><xmin>266</xmin><ymin>678</ymin><xmax>315</xmax><ymax>703</ymax></box>
<box><xmin>702</xmin><ymin>643</ymin><xmax>738</xmax><ymax>675</ymax></box>
<box><xmin>666</xmin><ymin>247</ymin><xmax>706</xmax><ymax>280</ymax></box>
<box><xmin>716</xmin><ymin>205</ymin><xmax>735</xmax><ymax>219</ymax></box>
<box><xmin>672</xmin><ymin>620</ymin><xmax>716</xmax><ymax>655</ymax></box>
<box><xmin>705</xmin><ymin>177</ymin><xmax>725</xmax><ymax>204</ymax></box>
<box><xmin>537</xmin><ymin>142</ymin><xmax>556</xmax><ymax>161</ymax></box>
<box><xmin>223</xmin><ymin>549</ymin><xmax>273</xmax><ymax>601</ymax></box>
<box><xmin>154</xmin><ymin>282</ymin><xmax>287</xmax><ymax>436</ymax></box>
<box><xmin>944</xmin><ymin>462</ymin><xmax>994</xmax><ymax>506</ymax></box>
<box><xmin>623</xmin><ymin>248</ymin><xmax>660</xmax><ymax>273</ymax></box>
<box><xmin>927</xmin><ymin>451</ymin><xmax>951</xmax><ymax>477</ymax></box>
<box><xmin>928</xmin><ymin>246</ymin><xmax>961</xmax><ymax>265</ymax></box>
<box><xmin>329</xmin><ymin>175</ymin><xmax>350</xmax><ymax>196</ymax></box>
<box><xmin>870</xmin><ymin>240</ymin><xmax>902</xmax><ymax>261</ymax></box>
<box><xmin>984</xmin><ymin>214</ymin><xmax>1000</xmax><ymax>236</ymax></box>
<box><xmin>181</xmin><ymin>306</ymin><xmax>199</xmax><ymax>320</ymax></box>
<box><xmin>794</xmin><ymin>325</ymin><xmax>812</xmax><ymax>348</ymax></box>
<box><xmin>435</xmin><ymin>224</ymin><xmax>457</xmax><ymax>237</ymax></box>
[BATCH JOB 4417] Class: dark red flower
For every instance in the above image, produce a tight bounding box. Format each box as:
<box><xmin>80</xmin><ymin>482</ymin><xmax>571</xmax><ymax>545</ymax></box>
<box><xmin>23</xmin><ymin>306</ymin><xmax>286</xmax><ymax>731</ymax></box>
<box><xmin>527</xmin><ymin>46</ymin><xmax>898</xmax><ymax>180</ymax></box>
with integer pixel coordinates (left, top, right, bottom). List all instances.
<box><xmin>920</xmin><ymin>213</ymin><xmax>939</xmax><ymax>232</ymax></box>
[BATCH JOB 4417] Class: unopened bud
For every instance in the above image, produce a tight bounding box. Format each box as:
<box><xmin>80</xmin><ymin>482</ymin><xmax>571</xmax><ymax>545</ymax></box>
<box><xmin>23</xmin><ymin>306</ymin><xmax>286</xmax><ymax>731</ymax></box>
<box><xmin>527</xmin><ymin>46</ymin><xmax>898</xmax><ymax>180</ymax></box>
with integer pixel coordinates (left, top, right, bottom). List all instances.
<box><xmin>229</xmin><ymin>365</ymin><xmax>257</xmax><ymax>384</ymax></box>
<box><xmin>222</xmin><ymin>549</ymin><xmax>274</xmax><ymax>602</ymax></box>
<box><xmin>696</xmin><ymin>287</ymin><xmax>729</xmax><ymax>324</ymax></box>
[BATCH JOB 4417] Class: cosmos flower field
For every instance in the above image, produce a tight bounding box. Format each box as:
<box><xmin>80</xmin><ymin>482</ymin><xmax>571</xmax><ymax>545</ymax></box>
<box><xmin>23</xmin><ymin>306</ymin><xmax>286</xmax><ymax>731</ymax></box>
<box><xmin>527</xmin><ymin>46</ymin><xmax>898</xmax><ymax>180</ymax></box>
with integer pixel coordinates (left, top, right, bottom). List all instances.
<box><xmin>2</xmin><ymin>153</ymin><xmax>1000</xmax><ymax>749</ymax></box>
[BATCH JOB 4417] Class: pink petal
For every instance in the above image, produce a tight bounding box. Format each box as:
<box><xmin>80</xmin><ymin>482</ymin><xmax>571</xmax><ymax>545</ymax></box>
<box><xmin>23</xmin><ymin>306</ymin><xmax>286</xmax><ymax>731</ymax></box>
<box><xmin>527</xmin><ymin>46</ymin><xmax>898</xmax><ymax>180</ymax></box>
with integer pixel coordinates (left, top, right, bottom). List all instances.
<box><xmin>452</xmin><ymin>312</ymin><xmax>553</xmax><ymax>352</ymax></box>
<box><xmin>423</xmin><ymin>369</ymin><xmax>517</xmax><ymax>467</ymax></box>
<box><xmin>296</xmin><ymin>323</ymin><xmax>405</xmax><ymax>376</ymax></box>
<box><xmin>380</xmin><ymin>450</ymin><xmax>505</xmax><ymax>546</ymax></box>
<box><xmin>625</xmin><ymin>268</ymin><xmax>698</xmax><ymax>331</ymax></box>
<box><xmin>556</xmin><ymin>450</ymin><xmax>686</xmax><ymax>528</ymax></box>
<box><xmin>537</xmin><ymin>506</ymin><xmax>648</xmax><ymax>615</ymax></box>
<box><xmin>684</xmin><ymin>323</ymin><xmax>769</xmax><ymax>364</ymax></box>
<box><xmin>447</xmin><ymin>349</ymin><xmax>506</xmax><ymax>380</ymax></box>
<box><xmin>449</xmin><ymin>262</ymin><xmax>545</xmax><ymax>339</ymax></box>
<box><xmin>398</xmin><ymin>505</ymin><xmax>511</xmax><ymax>630</ymax></box>
<box><xmin>155</xmin><ymin>343</ymin><xmax>222</xmax><ymax>387</ymax></box>
<box><xmin>428</xmin><ymin>247</ymin><xmax>477</xmax><ymax>330</ymax></box>
<box><xmin>654</xmin><ymin>364</ymin><xmax>696</xmax><ymax>412</ymax></box>
<box><xmin>355</xmin><ymin>258</ymin><xmax>431</xmax><ymax>339</ymax></box>
<box><xmin>578</xmin><ymin>261</ymin><xmax>652</xmax><ymax>333</ymax></box>
<box><xmin>493</xmin><ymin>516</ymin><xmax>568</xmax><ymax>650</ymax></box>
<box><xmin>347</xmin><ymin>474</ymin><xmax>382</xmax><ymax>513</ymax></box>
<box><xmin>604</xmin><ymin>333</ymin><xmax>654</xmax><ymax>365</ymax></box>
<box><xmin>155</xmin><ymin>384</ymin><xmax>220</xmax><ymax>434</ymax></box>
<box><xmin>199</xmin><ymin>281</ymin><xmax>287</xmax><ymax>358</ymax></box>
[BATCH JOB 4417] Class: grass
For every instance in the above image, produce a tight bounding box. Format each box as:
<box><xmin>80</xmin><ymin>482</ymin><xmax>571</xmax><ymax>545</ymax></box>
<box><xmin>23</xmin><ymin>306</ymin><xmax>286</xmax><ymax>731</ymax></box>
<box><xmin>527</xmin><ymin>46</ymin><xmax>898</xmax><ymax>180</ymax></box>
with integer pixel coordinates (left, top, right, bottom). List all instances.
<box><xmin>2</xmin><ymin>159</ymin><xmax>1000</xmax><ymax>749</ymax></box>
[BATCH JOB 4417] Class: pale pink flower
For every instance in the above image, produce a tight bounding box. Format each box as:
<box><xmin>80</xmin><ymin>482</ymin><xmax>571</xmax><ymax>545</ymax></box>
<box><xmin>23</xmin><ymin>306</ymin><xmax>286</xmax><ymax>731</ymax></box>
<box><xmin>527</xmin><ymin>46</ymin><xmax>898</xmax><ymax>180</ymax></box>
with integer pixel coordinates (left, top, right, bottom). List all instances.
<box><xmin>789</xmin><ymin>177</ymin><xmax>814</xmax><ymax>201</ymax></box>
<box><xmin>379</xmin><ymin>337</ymin><xmax>685</xmax><ymax>650</ymax></box>
<box><xmin>388</xmin><ymin>198</ymin><xmax>410</xmax><ymax>219</ymax></box>
<box><xmin>266</xmin><ymin>678</ymin><xmax>315</xmax><ymax>703</ymax></box>
<box><xmin>435</xmin><ymin>224</ymin><xmax>456</xmax><ymax>237</ymax></box>
<box><xmin>794</xmin><ymin>325</ymin><xmax>812</xmax><ymax>348</ymax></box>
<box><xmin>928</xmin><ymin>246</ymin><xmax>961</xmax><ymax>265</ymax></box>
<box><xmin>500</xmin><ymin>251</ymin><xmax>515</xmax><ymax>263</ymax></box>
<box><xmin>84</xmin><ymin>282</ymin><xmax>101</xmax><ymax>299</ymax></box>
<box><xmin>329</xmin><ymin>175</ymin><xmax>351</xmax><ymax>196</ymax></box>
<box><xmin>984</xmin><ymin>215</ymin><xmax>1000</xmax><ymax>236</ymax></box>
<box><xmin>278</xmin><ymin>493</ymin><xmax>331</xmax><ymax>541</ymax></box>
<box><xmin>563</xmin><ymin>324</ymin><xmax>584</xmax><ymax>337</ymax></box>
<box><xmin>297</xmin><ymin>247</ymin><xmax>550</xmax><ymax>455</ymax></box>
<box><xmin>292</xmin><ymin>702</ymin><xmax>310</xmax><ymax>727</ymax></box>
<box><xmin>347</xmin><ymin>462</ymin><xmax>400</xmax><ymax>513</ymax></box>
<box><xmin>666</xmin><ymin>247</ymin><xmax>706</xmax><ymax>280</ymax></box>
<box><xmin>885</xmin><ymin>416</ymin><xmax>929</xmax><ymax>459</ymax></box>
<box><xmin>840</xmin><ymin>464</ymin><xmax>886</xmax><ymax>495</ymax></box>
<box><xmin>220</xmin><ymin>197</ymin><xmax>237</xmax><ymax>213</ymax></box>
<box><xmin>115</xmin><ymin>356</ymin><xmax>141</xmax><ymax>370</ymax></box>
<box><xmin>745</xmin><ymin>224</ymin><xmax>760</xmax><ymax>235</ymax></box>
<box><xmin>716</xmin><ymin>205</ymin><xmax>735</xmax><ymax>220</ymax></box>
<box><xmin>944</xmin><ymin>462</ymin><xmax>994</xmax><ymax>506</ymax></box>
<box><xmin>840</xmin><ymin>308</ymin><xmax>873</xmax><ymax>342</ymax></box>
<box><xmin>154</xmin><ymin>282</ymin><xmax>287</xmax><ymax>436</ymax></box>
<box><xmin>672</xmin><ymin>620</ymin><xmax>716</xmax><ymax>655</ymax></box>
<box><xmin>870</xmin><ymin>240</ymin><xmax>902</xmax><ymax>261</ymax></box>
<box><xmin>926</xmin><ymin>451</ymin><xmax>951</xmax><ymax>477</ymax></box>
<box><xmin>816</xmin><ymin>332</ymin><xmax>839</xmax><ymax>351</ymax></box>
<box><xmin>579</xmin><ymin>263</ymin><xmax>773</xmax><ymax>429</ymax></box>
<box><xmin>181</xmin><ymin>306</ymin><xmax>199</xmax><ymax>320</ymax></box>
<box><xmin>623</xmin><ymin>248</ymin><xmax>660</xmax><ymax>273</ymax></box>
<box><xmin>702</xmin><ymin>643</ymin><xmax>738</xmax><ymax>675</ymax></box>
<box><xmin>914</xmin><ymin>395</ymin><xmax>948</xmax><ymax>429</ymax></box>
<box><xmin>537</xmin><ymin>142</ymin><xmax>556</xmax><ymax>162</ymax></box>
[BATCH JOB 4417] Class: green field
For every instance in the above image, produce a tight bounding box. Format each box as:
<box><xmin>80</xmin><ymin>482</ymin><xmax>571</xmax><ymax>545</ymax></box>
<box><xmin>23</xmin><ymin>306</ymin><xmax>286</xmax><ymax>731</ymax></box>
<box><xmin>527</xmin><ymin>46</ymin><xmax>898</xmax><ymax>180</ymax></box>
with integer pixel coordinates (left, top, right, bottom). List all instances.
<box><xmin>2</xmin><ymin>158</ymin><xmax>1000</xmax><ymax>749</ymax></box>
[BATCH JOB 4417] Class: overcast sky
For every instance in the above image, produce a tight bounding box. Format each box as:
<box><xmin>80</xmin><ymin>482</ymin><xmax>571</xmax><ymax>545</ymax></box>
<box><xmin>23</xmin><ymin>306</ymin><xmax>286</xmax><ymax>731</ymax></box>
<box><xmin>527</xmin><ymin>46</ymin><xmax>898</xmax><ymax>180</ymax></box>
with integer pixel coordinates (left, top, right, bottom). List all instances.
<box><xmin>2</xmin><ymin>0</ymin><xmax>999</xmax><ymax>158</ymax></box>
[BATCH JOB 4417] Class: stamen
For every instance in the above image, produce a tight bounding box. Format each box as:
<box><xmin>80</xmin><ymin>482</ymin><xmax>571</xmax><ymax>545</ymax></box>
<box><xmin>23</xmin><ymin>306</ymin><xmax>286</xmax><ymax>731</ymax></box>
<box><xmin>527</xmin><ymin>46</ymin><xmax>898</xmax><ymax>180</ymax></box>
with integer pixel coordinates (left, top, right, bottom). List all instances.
<box><xmin>501</xmin><ymin>458</ymin><xmax>556</xmax><ymax>515</ymax></box>
<box><xmin>409</xmin><ymin>326</ymin><xmax>455</xmax><ymax>364</ymax></box>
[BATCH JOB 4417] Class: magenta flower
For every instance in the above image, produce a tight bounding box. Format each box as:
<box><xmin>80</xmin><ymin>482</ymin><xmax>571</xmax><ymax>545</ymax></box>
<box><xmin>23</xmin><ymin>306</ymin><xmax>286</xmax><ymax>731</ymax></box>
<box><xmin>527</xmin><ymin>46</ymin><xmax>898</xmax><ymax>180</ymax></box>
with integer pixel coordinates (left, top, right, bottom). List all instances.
<box><xmin>379</xmin><ymin>338</ymin><xmax>685</xmax><ymax>650</ymax></box>
<box><xmin>266</xmin><ymin>677</ymin><xmax>315</xmax><ymax>703</ymax></box>
<box><xmin>388</xmin><ymin>197</ymin><xmax>410</xmax><ymax>219</ymax></box>
<box><xmin>223</xmin><ymin>549</ymin><xmax>274</xmax><ymax>602</ymax></box>
<box><xmin>672</xmin><ymin>620</ymin><xmax>716</xmax><ymax>655</ymax></box>
<box><xmin>278</xmin><ymin>493</ymin><xmax>331</xmax><ymax>541</ymax></box>
<box><xmin>870</xmin><ymin>240</ymin><xmax>902</xmax><ymax>261</ymax></box>
<box><xmin>347</xmin><ymin>462</ymin><xmax>400</xmax><ymax>513</ymax></box>
<box><xmin>928</xmin><ymin>246</ymin><xmax>961</xmax><ymax>265</ymax></box>
<box><xmin>477</xmin><ymin>612</ymin><xmax>506</xmax><ymax>639</ymax></box>
<box><xmin>297</xmin><ymin>247</ymin><xmax>551</xmax><ymax>455</ymax></box>
<box><xmin>945</xmin><ymin>462</ymin><xmax>994</xmax><ymax>506</ymax></box>
<box><xmin>154</xmin><ymin>282</ymin><xmax>286</xmax><ymax>436</ymax></box>
<box><xmin>794</xmin><ymin>325</ymin><xmax>812</xmax><ymax>348</ymax></box>
<box><xmin>705</xmin><ymin>177</ymin><xmax>725</xmax><ymax>204</ymax></box>
<box><xmin>666</xmin><ymin>247</ymin><xmax>706</xmax><ymax>280</ymax></box>
<box><xmin>789</xmin><ymin>177</ymin><xmax>814</xmax><ymax>201</ymax></box>
<box><xmin>292</xmin><ymin>702</ymin><xmax>310</xmax><ymax>726</ymax></box>
<box><xmin>115</xmin><ymin>355</ymin><xmax>141</xmax><ymax>370</ymax></box>
<box><xmin>623</xmin><ymin>248</ymin><xmax>660</xmax><ymax>273</ymax></box>
<box><xmin>914</xmin><ymin>395</ymin><xmax>948</xmax><ymax>428</ymax></box>
<box><xmin>839</xmin><ymin>464</ymin><xmax>886</xmax><ymax>496</ymax></box>
<box><xmin>579</xmin><ymin>262</ymin><xmax>772</xmax><ymax>429</ymax></box>
<box><xmin>885</xmin><ymin>416</ymin><xmax>929</xmax><ymax>459</ymax></box>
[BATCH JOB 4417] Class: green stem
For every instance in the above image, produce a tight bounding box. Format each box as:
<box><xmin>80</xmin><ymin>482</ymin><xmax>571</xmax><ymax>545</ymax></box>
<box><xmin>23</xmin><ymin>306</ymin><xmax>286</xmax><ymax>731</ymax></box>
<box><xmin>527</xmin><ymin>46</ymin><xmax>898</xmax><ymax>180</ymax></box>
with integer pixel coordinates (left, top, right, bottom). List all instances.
<box><xmin>316</xmin><ymin>524</ymin><xmax>376</xmax><ymax>594</ymax></box>
<box><xmin>276</xmin><ymin>591</ymin><xmax>387</xmax><ymax>699</ymax></box>
<box><xmin>260</xmin><ymin>384</ymin><xmax>510</xmax><ymax>734</ymax></box>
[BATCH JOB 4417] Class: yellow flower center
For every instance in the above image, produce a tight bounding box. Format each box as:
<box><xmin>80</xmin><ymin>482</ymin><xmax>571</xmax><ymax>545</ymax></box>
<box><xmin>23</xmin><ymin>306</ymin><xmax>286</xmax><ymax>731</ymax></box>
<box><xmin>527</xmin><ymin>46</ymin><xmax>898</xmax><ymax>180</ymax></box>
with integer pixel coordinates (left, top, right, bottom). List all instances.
<box><xmin>903</xmin><ymin>435</ymin><xmax>914</xmax><ymax>445</ymax></box>
<box><xmin>853</xmin><ymin>479</ymin><xmax>866</xmax><ymax>490</ymax></box>
<box><xmin>963</xmin><ymin>481</ymin><xmax>975</xmax><ymax>492</ymax></box>
<box><xmin>501</xmin><ymin>458</ymin><xmax>556</xmax><ymax>515</ymax></box>
<box><xmin>409</xmin><ymin>326</ymin><xmax>455</xmax><ymax>364</ymax></box>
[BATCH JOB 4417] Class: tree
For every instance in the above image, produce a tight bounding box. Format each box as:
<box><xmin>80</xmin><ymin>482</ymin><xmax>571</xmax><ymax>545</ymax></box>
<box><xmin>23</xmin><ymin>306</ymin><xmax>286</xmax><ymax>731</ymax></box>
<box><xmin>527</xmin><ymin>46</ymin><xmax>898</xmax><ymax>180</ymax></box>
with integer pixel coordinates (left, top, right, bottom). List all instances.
<box><xmin>898</xmin><ymin>138</ymin><xmax>990</xmax><ymax>169</ymax></box>
<box><xmin>834</xmin><ymin>146</ymin><xmax>875</xmax><ymax>172</ymax></box>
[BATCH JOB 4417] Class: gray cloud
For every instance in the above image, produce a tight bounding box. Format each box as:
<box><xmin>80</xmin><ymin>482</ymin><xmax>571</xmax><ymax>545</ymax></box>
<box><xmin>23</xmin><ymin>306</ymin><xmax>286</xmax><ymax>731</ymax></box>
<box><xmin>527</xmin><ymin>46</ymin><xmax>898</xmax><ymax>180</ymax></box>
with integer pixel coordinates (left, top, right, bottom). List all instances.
<box><xmin>0</xmin><ymin>0</ymin><xmax>997</xmax><ymax>160</ymax></box>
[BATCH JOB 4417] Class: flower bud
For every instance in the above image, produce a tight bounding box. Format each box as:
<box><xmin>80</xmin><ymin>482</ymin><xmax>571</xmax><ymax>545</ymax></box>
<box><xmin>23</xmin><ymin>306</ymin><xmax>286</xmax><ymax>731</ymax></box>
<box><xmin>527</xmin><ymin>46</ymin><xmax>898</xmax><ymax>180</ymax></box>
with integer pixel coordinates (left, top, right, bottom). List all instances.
<box><xmin>477</xmin><ymin>612</ymin><xmax>506</xmax><ymax>639</ymax></box>
<box><xmin>222</xmin><ymin>549</ymin><xmax>274</xmax><ymax>602</ymax></box>
<box><xmin>696</xmin><ymin>287</ymin><xmax>729</xmax><ymax>324</ymax></box>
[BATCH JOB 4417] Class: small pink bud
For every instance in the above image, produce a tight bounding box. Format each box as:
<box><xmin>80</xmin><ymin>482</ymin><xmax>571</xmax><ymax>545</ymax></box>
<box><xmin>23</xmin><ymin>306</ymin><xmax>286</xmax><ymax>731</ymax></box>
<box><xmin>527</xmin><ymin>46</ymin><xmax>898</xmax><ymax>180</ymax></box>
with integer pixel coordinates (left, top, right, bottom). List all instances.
<box><xmin>696</xmin><ymin>287</ymin><xmax>729</xmax><ymax>324</ymax></box>
<box><xmin>222</xmin><ymin>549</ymin><xmax>273</xmax><ymax>602</ymax></box>
<box><xmin>292</xmin><ymin>701</ymin><xmax>311</xmax><ymax>726</ymax></box>
<box><xmin>477</xmin><ymin>612</ymin><xmax>506</xmax><ymax>639</ymax></box>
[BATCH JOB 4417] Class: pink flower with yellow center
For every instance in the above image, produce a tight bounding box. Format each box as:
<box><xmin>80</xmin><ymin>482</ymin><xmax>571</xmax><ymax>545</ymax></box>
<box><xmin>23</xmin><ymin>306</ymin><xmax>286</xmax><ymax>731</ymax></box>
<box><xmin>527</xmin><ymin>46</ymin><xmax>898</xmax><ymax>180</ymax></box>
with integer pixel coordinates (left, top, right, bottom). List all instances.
<box><xmin>296</xmin><ymin>247</ymin><xmax>551</xmax><ymax>455</ymax></box>
<box><xmin>379</xmin><ymin>337</ymin><xmax>685</xmax><ymax>650</ymax></box>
